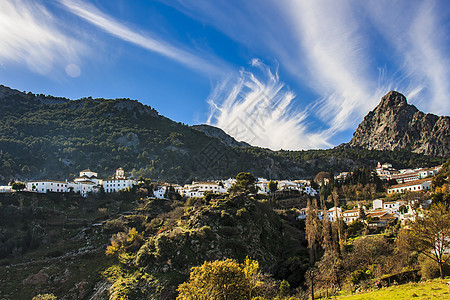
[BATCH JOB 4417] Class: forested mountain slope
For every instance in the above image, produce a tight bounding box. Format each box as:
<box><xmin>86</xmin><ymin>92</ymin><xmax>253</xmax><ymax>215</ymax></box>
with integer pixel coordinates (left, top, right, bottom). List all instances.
<box><xmin>0</xmin><ymin>85</ymin><xmax>445</xmax><ymax>184</ymax></box>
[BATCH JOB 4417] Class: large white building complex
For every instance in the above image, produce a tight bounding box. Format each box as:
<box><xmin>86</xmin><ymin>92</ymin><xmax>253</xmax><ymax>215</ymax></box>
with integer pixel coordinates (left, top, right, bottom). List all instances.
<box><xmin>26</xmin><ymin>168</ymin><xmax>137</xmax><ymax>197</ymax></box>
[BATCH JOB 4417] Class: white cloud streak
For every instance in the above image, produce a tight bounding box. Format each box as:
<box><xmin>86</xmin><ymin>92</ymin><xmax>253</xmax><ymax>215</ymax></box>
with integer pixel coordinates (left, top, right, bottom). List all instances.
<box><xmin>207</xmin><ymin>61</ymin><xmax>332</xmax><ymax>150</ymax></box>
<box><xmin>163</xmin><ymin>0</ymin><xmax>450</xmax><ymax>149</ymax></box>
<box><xmin>367</xmin><ymin>1</ymin><xmax>450</xmax><ymax>115</ymax></box>
<box><xmin>0</xmin><ymin>0</ymin><xmax>84</xmax><ymax>75</ymax></box>
<box><xmin>281</xmin><ymin>0</ymin><xmax>387</xmax><ymax>134</ymax></box>
<box><xmin>59</xmin><ymin>0</ymin><xmax>228</xmax><ymax>76</ymax></box>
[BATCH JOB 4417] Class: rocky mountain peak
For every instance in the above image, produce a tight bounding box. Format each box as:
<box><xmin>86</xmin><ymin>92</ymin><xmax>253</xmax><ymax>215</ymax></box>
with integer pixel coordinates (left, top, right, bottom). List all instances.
<box><xmin>379</xmin><ymin>90</ymin><xmax>408</xmax><ymax>108</ymax></box>
<box><xmin>349</xmin><ymin>91</ymin><xmax>449</xmax><ymax>157</ymax></box>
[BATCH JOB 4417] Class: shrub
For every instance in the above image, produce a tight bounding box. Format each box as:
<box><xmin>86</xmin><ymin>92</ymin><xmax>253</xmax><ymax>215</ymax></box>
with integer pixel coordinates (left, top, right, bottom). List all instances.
<box><xmin>236</xmin><ymin>208</ymin><xmax>248</xmax><ymax>217</ymax></box>
<box><xmin>419</xmin><ymin>256</ymin><xmax>440</xmax><ymax>280</ymax></box>
<box><xmin>104</xmin><ymin>218</ymin><xmax>127</xmax><ymax>233</ymax></box>
<box><xmin>197</xmin><ymin>226</ymin><xmax>215</xmax><ymax>240</ymax></box>
<box><xmin>350</xmin><ymin>269</ymin><xmax>370</xmax><ymax>285</ymax></box>
<box><xmin>32</xmin><ymin>294</ymin><xmax>57</xmax><ymax>300</ymax></box>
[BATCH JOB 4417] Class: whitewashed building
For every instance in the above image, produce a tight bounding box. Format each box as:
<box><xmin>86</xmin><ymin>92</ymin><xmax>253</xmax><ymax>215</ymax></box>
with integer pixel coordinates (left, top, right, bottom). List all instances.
<box><xmin>278</xmin><ymin>180</ymin><xmax>298</xmax><ymax>191</ymax></box>
<box><xmin>343</xmin><ymin>208</ymin><xmax>361</xmax><ymax>223</ymax></box>
<box><xmin>303</xmin><ymin>185</ymin><xmax>318</xmax><ymax>196</ymax></box>
<box><xmin>74</xmin><ymin>169</ymin><xmax>100</xmax><ymax>184</ymax></box>
<box><xmin>183</xmin><ymin>181</ymin><xmax>227</xmax><ymax>198</ymax></box>
<box><xmin>0</xmin><ymin>186</ymin><xmax>12</xmax><ymax>193</ymax></box>
<box><xmin>297</xmin><ymin>207</ymin><xmax>308</xmax><ymax>220</ymax></box>
<box><xmin>418</xmin><ymin>168</ymin><xmax>437</xmax><ymax>179</ymax></box>
<box><xmin>26</xmin><ymin>180</ymin><xmax>69</xmax><ymax>193</ymax></box>
<box><xmin>376</xmin><ymin>162</ymin><xmax>397</xmax><ymax>180</ymax></box>
<box><xmin>391</xmin><ymin>172</ymin><xmax>420</xmax><ymax>184</ymax></box>
<box><xmin>373</xmin><ymin>199</ymin><xmax>383</xmax><ymax>210</ymax></box>
<box><xmin>256</xmin><ymin>178</ymin><xmax>270</xmax><ymax>194</ymax></box>
<box><xmin>326</xmin><ymin>206</ymin><xmax>343</xmax><ymax>222</ymax></box>
<box><xmin>387</xmin><ymin>178</ymin><xmax>432</xmax><ymax>194</ymax></box>
<box><xmin>103</xmin><ymin>168</ymin><xmax>137</xmax><ymax>193</ymax></box>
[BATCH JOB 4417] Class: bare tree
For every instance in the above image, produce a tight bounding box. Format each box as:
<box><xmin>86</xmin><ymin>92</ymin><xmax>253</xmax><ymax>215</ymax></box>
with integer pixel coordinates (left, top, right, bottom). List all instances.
<box><xmin>305</xmin><ymin>198</ymin><xmax>321</xmax><ymax>300</ymax></box>
<box><xmin>398</xmin><ymin>202</ymin><xmax>450</xmax><ymax>279</ymax></box>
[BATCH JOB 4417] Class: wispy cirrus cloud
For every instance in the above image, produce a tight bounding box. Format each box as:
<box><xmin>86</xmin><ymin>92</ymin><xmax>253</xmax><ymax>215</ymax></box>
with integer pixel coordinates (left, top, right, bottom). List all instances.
<box><xmin>281</xmin><ymin>0</ymin><xmax>385</xmax><ymax>134</ymax></box>
<box><xmin>59</xmin><ymin>0</ymin><xmax>229</xmax><ymax>76</ymax></box>
<box><xmin>0</xmin><ymin>0</ymin><xmax>85</xmax><ymax>75</ymax></box>
<box><xmin>367</xmin><ymin>1</ymin><xmax>450</xmax><ymax>115</ymax></box>
<box><xmin>162</xmin><ymin>0</ymin><xmax>450</xmax><ymax>149</ymax></box>
<box><xmin>207</xmin><ymin>60</ymin><xmax>331</xmax><ymax>150</ymax></box>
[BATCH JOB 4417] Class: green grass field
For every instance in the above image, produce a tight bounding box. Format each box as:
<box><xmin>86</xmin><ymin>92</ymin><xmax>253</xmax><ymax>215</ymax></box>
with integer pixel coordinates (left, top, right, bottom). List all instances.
<box><xmin>336</xmin><ymin>279</ymin><xmax>450</xmax><ymax>300</ymax></box>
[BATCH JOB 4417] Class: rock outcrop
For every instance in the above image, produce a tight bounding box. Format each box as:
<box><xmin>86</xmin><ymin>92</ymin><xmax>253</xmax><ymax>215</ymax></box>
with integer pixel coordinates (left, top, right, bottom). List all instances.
<box><xmin>191</xmin><ymin>124</ymin><xmax>251</xmax><ymax>147</ymax></box>
<box><xmin>349</xmin><ymin>91</ymin><xmax>450</xmax><ymax>157</ymax></box>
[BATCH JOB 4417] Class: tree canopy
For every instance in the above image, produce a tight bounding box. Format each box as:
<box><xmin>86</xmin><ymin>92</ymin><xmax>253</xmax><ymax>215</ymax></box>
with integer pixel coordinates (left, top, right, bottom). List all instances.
<box><xmin>177</xmin><ymin>258</ymin><xmax>262</xmax><ymax>300</ymax></box>
<box><xmin>228</xmin><ymin>172</ymin><xmax>257</xmax><ymax>195</ymax></box>
<box><xmin>398</xmin><ymin>202</ymin><xmax>450</xmax><ymax>279</ymax></box>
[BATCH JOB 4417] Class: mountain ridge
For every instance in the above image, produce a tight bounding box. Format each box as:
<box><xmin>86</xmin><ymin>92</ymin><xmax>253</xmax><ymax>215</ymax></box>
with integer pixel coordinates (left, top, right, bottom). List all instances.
<box><xmin>348</xmin><ymin>91</ymin><xmax>450</xmax><ymax>157</ymax></box>
<box><xmin>0</xmin><ymin>85</ymin><xmax>445</xmax><ymax>184</ymax></box>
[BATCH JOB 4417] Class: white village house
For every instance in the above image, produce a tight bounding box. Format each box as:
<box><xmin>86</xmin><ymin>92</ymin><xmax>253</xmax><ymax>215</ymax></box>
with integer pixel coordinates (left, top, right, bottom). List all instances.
<box><xmin>0</xmin><ymin>186</ymin><xmax>12</xmax><ymax>193</ymax></box>
<box><xmin>27</xmin><ymin>180</ymin><xmax>69</xmax><ymax>193</ymax></box>
<box><xmin>153</xmin><ymin>183</ymin><xmax>183</xmax><ymax>199</ymax></box>
<box><xmin>103</xmin><ymin>168</ymin><xmax>137</xmax><ymax>193</ymax></box>
<box><xmin>343</xmin><ymin>208</ymin><xmax>361</xmax><ymax>224</ymax></box>
<box><xmin>387</xmin><ymin>178</ymin><xmax>432</xmax><ymax>194</ymax></box>
<box><xmin>182</xmin><ymin>181</ymin><xmax>227</xmax><ymax>198</ymax></box>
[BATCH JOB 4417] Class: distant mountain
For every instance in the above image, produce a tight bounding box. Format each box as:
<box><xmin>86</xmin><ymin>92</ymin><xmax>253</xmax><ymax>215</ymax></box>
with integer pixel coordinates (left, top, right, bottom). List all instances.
<box><xmin>0</xmin><ymin>84</ymin><xmax>304</xmax><ymax>183</ymax></box>
<box><xmin>0</xmin><ymin>85</ymin><xmax>445</xmax><ymax>184</ymax></box>
<box><xmin>191</xmin><ymin>124</ymin><xmax>251</xmax><ymax>147</ymax></box>
<box><xmin>349</xmin><ymin>91</ymin><xmax>450</xmax><ymax>157</ymax></box>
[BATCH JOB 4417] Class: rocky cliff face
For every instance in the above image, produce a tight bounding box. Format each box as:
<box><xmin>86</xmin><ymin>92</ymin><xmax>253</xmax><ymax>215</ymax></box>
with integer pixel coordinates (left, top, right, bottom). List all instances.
<box><xmin>349</xmin><ymin>91</ymin><xmax>450</xmax><ymax>157</ymax></box>
<box><xmin>191</xmin><ymin>124</ymin><xmax>251</xmax><ymax>147</ymax></box>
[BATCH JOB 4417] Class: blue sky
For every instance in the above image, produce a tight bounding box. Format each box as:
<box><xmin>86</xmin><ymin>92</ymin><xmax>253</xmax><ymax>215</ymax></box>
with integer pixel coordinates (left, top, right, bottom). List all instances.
<box><xmin>1</xmin><ymin>0</ymin><xmax>450</xmax><ymax>150</ymax></box>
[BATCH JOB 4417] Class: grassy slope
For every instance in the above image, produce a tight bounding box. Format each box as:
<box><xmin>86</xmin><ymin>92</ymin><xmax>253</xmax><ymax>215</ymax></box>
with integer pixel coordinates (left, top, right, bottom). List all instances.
<box><xmin>0</xmin><ymin>192</ymin><xmax>127</xmax><ymax>299</ymax></box>
<box><xmin>336</xmin><ymin>279</ymin><xmax>450</xmax><ymax>300</ymax></box>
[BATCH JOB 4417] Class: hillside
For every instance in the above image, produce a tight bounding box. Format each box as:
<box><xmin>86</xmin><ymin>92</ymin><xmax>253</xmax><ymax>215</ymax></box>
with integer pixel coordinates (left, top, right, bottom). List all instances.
<box><xmin>0</xmin><ymin>85</ymin><xmax>446</xmax><ymax>185</ymax></box>
<box><xmin>0</xmin><ymin>190</ymin><xmax>308</xmax><ymax>299</ymax></box>
<box><xmin>349</xmin><ymin>91</ymin><xmax>450</xmax><ymax>157</ymax></box>
<box><xmin>0</xmin><ymin>85</ymin><xmax>293</xmax><ymax>183</ymax></box>
<box><xmin>191</xmin><ymin>124</ymin><xmax>251</xmax><ymax>147</ymax></box>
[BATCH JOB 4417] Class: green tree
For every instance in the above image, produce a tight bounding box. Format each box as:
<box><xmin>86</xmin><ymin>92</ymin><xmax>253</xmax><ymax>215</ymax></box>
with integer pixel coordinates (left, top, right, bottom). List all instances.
<box><xmin>11</xmin><ymin>181</ymin><xmax>26</xmax><ymax>191</ymax></box>
<box><xmin>268</xmin><ymin>180</ymin><xmax>278</xmax><ymax>193</ymax></box>
<box><xmin>228</xmin><ymin>172</ymin><xmax>257</xmax><ymax>195</ymax></box>
<box><xmin>177</xmin><ymin>258</ymin><xmax>263</xmax><ymax>300</ymax></box>
<box><xmin>398</xmin><ymin>202</ymin><xmax>450</xmax><ymax>279</ymax></box>
<box><xmin>279</xmin><ymin>279</ymin><xmax>290</xmax><ymax>298</ymax></box>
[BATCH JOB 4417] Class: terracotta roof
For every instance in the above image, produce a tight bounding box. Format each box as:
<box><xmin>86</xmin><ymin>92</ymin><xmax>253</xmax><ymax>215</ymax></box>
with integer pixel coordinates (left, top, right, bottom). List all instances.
<box><xmin>367</xmin><ymin>210</ymin><xmax>388</xmax><ymax>217</ymax></box>
<box><xmin>343</xmin><ymin>208</ymin><xmax>359</xmax><ymax>213</ymax></box>
<box><xmin>380</xmin><ymin>213</ymin><xmax>398</xmax><ymax>220</ymax></box>
<box><xmin>389</xmin><ymin>178</ymin><xmax>432</xmax><ymax>189</ymax></box>
<box><xmin>391</xmin><ymin>173</ymin><xmax>419</xmax><ymax>179</ymax></box>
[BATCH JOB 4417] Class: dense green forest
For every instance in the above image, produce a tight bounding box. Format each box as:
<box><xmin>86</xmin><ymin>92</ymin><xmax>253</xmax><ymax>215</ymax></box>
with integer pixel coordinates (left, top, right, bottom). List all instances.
<box><xmin>0</xmin><ymin>85</ymin><xmax>446</xmax><ymax>185</ymax></box>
